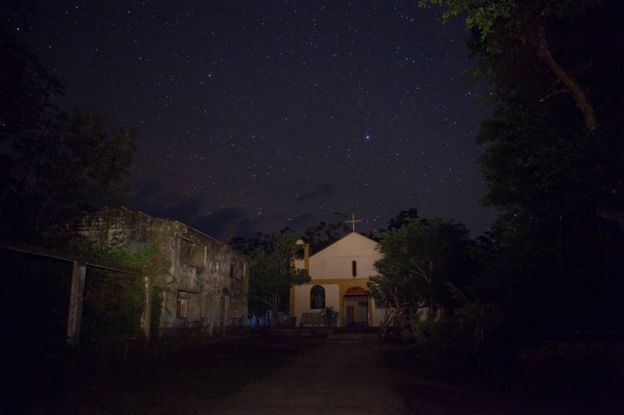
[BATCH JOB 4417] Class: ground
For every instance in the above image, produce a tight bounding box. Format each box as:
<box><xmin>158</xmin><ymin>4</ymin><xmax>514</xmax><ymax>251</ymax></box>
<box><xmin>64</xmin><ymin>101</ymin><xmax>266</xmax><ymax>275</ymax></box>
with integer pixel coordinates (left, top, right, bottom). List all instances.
<box><xmin>7</xmin><ymin>334</ymin><xmax>323</xmax><ymax>415</ymax></box>
<box><xmin>202</xmin><ymin>332</ymin><xmax>405</xmax><ymax>414</ymax></box>
<box><xmin>7</xmin><ymin>332</ymin><xmax>624</xmax><ymax>414</ymax></box>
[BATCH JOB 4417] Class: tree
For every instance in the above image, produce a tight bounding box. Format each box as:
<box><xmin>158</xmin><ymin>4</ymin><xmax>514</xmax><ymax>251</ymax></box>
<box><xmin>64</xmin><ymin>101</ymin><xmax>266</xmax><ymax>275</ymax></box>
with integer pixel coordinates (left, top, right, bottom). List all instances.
<box><xmin>386</xmin><ymin>208</ymin><xmax>420</xmax><ymax>230</ymax></box>
<box><xmin>369</xmin><ymin>217</ymin><xmax>476</xmax><ymax>330</ymax></box>
<box><xmin>230</xmin><ymin>232</ymin><xmax>273</xmax><ymax>256</ymax></box>
<box><xmin>422</xmin><ymin>0</ymin><xmax>600</xmax><ymax>131</ymax></box>
<box><xmin>0</xmin><ymin>20</ymin><xmax>137</xmax><ymax>243</ymax></box>
<box><xmin>303</xmin><ymin>215</ymin><xmax>350</xmax><ymax>253</ymax></box>
<box><xmin>423</xmin><ymin>0</ymin><xmax>623</xmax><ymax>220</ymax></box>
<box><xmin>247</xmin><ymin>232</ymin><xmax>310</xmax><ymax>326</ymax></box>
<box><xmin>424</xmin><ymin>0</ymin><xmax>624</xmax><ymax>338</ymax></box>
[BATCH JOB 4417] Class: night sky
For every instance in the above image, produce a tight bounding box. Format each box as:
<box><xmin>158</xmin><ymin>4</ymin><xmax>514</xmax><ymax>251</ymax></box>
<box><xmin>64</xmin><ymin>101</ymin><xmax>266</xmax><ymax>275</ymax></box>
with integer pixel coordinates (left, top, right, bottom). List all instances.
<box><xmin>21</xmin><ymin>0</ymin><xmax>497</xmax><ymax>240</ymax></box>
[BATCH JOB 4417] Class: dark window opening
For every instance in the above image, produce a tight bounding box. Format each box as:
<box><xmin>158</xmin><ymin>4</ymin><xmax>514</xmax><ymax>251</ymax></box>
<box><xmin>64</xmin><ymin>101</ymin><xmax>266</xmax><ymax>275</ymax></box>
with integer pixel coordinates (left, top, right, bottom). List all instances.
<box><xmin>310</xmin><ymin>285</ymin><xmax>325</xmax><ymax>309</ymax></box>
<box><xmin>177</xmin><ymin>291</ymin><xmax>189</xmax><ymax>319</ymax></box>
<box><xmin>177</xmin><ymin>290</ymin><xmax>200</xmax><ymax>320</ymax></box>
<box><xmin>181</xmin><ymin>239</ymin><xmax>204</xmax><ymax>267</ymax></box>
<box><xmin>352</xmin><ymin>260</ymin><xmax>357</xmax><ymax>277</ymax></box>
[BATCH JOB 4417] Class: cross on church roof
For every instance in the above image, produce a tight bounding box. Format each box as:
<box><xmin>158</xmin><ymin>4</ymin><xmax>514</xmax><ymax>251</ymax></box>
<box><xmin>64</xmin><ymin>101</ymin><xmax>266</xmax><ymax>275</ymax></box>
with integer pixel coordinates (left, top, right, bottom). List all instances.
<box><xmin>345</xmin><ymin>213</ymin><xmax>362</xmax><ymax>232</ymax></box>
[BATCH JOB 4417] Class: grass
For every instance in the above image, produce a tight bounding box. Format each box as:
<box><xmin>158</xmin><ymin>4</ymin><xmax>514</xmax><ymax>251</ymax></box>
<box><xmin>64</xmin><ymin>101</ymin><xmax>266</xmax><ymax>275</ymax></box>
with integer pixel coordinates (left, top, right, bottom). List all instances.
<box><xmin>8</xmin><ymin>334</ymin><xmax>322</xmax><ymax>414</ymax></box>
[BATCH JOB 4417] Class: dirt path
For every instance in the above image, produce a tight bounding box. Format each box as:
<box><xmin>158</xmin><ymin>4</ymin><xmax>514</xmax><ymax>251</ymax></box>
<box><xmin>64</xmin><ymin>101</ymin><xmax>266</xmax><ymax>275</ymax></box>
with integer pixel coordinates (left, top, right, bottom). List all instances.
<box><xmin>202</xmin><ymin>333</ymin><xmax>407</xmax><ymax>414</ymax></box>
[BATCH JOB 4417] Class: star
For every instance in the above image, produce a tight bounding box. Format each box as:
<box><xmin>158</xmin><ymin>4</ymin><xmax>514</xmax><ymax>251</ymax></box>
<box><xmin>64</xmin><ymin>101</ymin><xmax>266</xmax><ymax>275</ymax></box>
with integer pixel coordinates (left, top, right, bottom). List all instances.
<box><xmin>24</xmin><ymin>0</ymin><xmax>494</xmax><ymax>240</ymax></box>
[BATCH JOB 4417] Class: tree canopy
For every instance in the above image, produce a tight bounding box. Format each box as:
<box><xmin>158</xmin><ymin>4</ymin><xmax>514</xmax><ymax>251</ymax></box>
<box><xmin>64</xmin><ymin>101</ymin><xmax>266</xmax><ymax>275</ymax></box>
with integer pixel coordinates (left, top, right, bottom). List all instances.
<box><xmin>247</xmin><ymin>232</ymin><xmax>310</xmax><ymax>325</ymax></box>
<box><xmin>0</xmin><ymin>24</ymin><xmax>137</xmax><ymax>242</ymax></box>
<box><xmin>369</xmin><ymin>217</ymin><xmax>476</xmax><ymax>325</ymax></box>
<box><xmin>303</xmin><ymin>216</ymin><xmax>350</xmax><ymax>253</ymax></box>
<box><xmin>424</xmin><ymin>0</ymin><xmax>624</xmax><ymax>339</ymax></box>
<box><xmin>422</xmin><ymin>0</ymin><xmax>608</xmax><ymax>131</ymax></box>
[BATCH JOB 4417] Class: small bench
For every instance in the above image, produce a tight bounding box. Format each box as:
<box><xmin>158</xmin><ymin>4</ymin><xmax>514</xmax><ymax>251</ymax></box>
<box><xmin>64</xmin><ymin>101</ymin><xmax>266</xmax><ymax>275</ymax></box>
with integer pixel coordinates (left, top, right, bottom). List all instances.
<box><xmin>300</xmin><ymin>312</ymin><xmax>324</xmax><ymax>327</ymax></box>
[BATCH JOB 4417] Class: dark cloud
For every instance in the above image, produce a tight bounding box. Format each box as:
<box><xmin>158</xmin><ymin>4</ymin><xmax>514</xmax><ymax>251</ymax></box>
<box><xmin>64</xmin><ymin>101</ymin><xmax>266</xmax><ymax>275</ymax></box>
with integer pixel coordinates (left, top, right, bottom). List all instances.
<box><xmin>287</xmin><ymin>212</ymin><xmax>314</xmax><ymax>228</ymax></box>
<box><xmin>129</xmin><ymin>180</ymin><xmax>260</xmax><ymax>241</ymax></box>
<box><xmin>295</xmin><ymin>182</ymin><xmax>336</xmax><ymax>203</ymax></box>
<box><xmin>193</xmin><ymin>207</ymin><xmax>261</xmax><ymax>241</ymax></box>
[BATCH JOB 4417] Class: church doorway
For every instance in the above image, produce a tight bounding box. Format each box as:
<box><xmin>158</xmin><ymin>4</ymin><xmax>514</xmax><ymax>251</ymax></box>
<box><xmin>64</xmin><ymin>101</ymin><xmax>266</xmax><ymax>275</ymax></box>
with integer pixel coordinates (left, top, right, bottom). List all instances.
<box><xmin>344</xmin><ymin>287</ymin><xmax>368</xmax><ymax>327</ymax></box>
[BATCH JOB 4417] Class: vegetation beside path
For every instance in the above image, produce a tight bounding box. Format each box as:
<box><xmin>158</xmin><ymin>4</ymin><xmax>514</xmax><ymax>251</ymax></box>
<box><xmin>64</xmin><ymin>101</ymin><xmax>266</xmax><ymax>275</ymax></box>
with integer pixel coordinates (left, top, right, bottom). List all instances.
<box><xmin>382</xmin><ymin>342</ymin><xmax>624</xmax><ymax>415</ymax></box>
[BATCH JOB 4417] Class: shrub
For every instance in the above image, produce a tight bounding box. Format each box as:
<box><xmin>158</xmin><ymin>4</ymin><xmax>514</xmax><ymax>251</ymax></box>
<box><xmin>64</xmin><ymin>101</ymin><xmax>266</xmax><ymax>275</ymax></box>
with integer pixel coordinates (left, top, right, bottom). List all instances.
<box><xmin>321</xmin><ymin>306</ymin><xmax>338</xmax><ymax>327</ymax></box>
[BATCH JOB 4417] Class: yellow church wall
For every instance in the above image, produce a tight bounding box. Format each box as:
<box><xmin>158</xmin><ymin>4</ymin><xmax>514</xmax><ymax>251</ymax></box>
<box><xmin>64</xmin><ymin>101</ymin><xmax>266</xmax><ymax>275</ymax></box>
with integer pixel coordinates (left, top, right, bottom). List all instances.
<box><xmin>290</xmin><ymin>232</ymin><xmax>385</xmax><ymax>327</ymax></box>
<box><xmin>308</xmin><ymin>233</ymin><xmax>380</xmax><ymax>281</ymax></box>
<box><xmin>371</xmin><ymin>298</ymin><xmax>385</xmax><ymax>326</ymax></box>
<box><xmin>294</xmin><ymin>278</ymin><xmax>379</xmax><ymax>326</ymax></box>
<box><xmin>289</xmin><ymin>285</ymin><xmax>295</xmax><ymax>317</ymax></box>
<box><xmin>292</xmin><ymin>282</ymin><xmax>340</xmax><ymax>326</ymax></box>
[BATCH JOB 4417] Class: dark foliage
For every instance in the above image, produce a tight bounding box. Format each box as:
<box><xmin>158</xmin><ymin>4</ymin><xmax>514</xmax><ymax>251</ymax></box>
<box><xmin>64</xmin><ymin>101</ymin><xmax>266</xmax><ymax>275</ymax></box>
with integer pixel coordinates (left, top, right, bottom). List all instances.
<box><xmin>0</xmin><ymin>18</ymin><xmax>136</xmax><ymax>243</ymax></box>
<box><xmin>427</xmin><ymin>0</ymin><xmax>624</xmax><ymax>347</ymax></box>
<box><xmin>302</xmin><ymin>218</ymin><xmax>350</xmax><ymax>253</ymax></box>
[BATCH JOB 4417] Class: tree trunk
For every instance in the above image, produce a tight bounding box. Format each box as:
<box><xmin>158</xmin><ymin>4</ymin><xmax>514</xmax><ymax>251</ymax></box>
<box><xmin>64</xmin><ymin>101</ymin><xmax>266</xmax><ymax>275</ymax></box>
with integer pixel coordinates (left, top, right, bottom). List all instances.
<box><xmin>270</xmin><ymin>294</ymin><xmax>280</xmax><ymax>328</ymax></box>
<box><xmin>536</xmin><ymin>24</ymin><xmax>623</xmax><ymax>228</ymax></box>
<box><xmin>536</xmin><ymin>22</ymin><xmax>597</xmax><ymax>131</ymax></box>
<box><xmin>536</xmin><ymin>24</ymin><xmax>623</xmax><ymax>229</ymax></box>
<box><xmin>598</xmin><ymin>207</ymin><xmax>624</xmax><ymax>226</ymax></box>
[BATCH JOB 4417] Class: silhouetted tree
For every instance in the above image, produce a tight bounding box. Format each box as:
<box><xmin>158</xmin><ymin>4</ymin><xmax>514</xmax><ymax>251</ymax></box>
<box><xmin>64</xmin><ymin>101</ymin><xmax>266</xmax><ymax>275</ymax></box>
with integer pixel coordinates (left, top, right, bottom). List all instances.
<box><xmin>247</xmin><ymin>232</ymin><xmax>310</xmax><ymax>325</ymax></box>
<box><xmin>230</xmin><ymin>232</ymin><xmax>273</xmax><ymax>257</ymax></box>
<box><xmin>303</xmin><ymin>216</ymin><xmax>350</xmax><ymax>253</ymax></box>
<box><xmin>426</xmin><ymin>0</ymin><xmax>624</xmax><ymax>339</ymax></box>
<box><xmin>387</xmin><ymin>208</ymin><xmax>420</xmax><ymax>230</ymax></box>
<box><xmin>0</xmin><ymin>20</ymin><xmax>136</xmax><ymax>242</ymax></box>
<box><xmin>369</xmin><ymin>217</ymin><xmax>475</xmax><ymax>327</ymax></box>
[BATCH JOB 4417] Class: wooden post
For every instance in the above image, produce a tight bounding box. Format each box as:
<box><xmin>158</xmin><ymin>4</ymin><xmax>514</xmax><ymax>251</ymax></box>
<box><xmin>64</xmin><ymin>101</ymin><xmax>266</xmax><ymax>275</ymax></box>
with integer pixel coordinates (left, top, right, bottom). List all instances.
<box><xmin>220</xmin><ymin>295</ymin><xmax>229</xmax><ymax>335</ymax></box>
<box><xmin>142</xmin><ymin>276</ymin><xmax>151</xmax><ymax>341</ymax></box>
<box><xmin>67</xmin><ymin>262</ymin><xmax>86</xmax><ymax>347</ymax></box>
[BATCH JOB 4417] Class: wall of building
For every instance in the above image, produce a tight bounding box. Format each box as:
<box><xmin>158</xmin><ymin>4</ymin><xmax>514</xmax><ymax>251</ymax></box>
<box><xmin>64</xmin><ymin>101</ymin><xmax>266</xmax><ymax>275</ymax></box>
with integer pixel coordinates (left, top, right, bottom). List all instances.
<box><xmin>66</xmin><ymin>208</ymin><xmax>248</xmax><ymax>336</ymax></box>
<box><xmin>371</xmin><ymin>299</ymin><xmax>385</xmax><ymax>326</ymax></box>
<box><xmin>292</xmin><ymin>232</ymin><xmax>385</xmax><ymax>327</ymax></box>
<box><xmin>308</xmin><ymin>232</ymin><xmax>381</xmax><ymax>280</ymax></box>
<box><xmin>293</xmin><ymin>283</ymin><xmax>340</xmax><ymax>323</ymax></box>
<box><xmin>293</xmin><ymin>278</ymin><xmax>386</xmax><ymax>327</ymax></box>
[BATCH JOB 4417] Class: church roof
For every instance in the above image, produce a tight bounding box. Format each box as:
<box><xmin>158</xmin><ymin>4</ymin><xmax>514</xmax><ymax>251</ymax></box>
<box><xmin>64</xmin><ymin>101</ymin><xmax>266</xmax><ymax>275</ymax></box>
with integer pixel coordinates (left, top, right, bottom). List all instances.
<box><xmin>310</xmin><ymin>232</ymin><xmax>379</xmax><ymax>258</ymax></box>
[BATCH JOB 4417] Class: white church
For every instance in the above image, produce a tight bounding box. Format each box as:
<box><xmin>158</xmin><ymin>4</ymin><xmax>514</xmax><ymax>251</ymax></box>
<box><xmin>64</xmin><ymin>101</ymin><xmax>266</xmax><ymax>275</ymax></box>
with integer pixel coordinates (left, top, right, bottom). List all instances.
<box><xmin>290</xmin><ymin>218</ymin><xmax>385</xmax><ymax>327</ymax></box>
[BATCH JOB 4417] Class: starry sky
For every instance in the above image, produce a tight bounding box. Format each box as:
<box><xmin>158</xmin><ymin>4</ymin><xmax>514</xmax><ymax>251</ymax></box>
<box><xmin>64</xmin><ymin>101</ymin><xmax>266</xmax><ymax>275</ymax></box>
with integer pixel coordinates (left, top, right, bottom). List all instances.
<box><xmin>21</xmin><ymin>0</ymin><xmax>497</xmax><ymax>240</ymax></box>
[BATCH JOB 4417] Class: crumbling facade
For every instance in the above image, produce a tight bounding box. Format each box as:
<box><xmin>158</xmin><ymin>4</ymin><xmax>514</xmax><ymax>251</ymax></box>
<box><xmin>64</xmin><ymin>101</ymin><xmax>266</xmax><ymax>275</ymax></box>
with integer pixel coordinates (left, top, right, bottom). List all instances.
<box><xmin>66</xmin><ymin>207</ymin><xmax>248</xmax><ymax>336</ymax></box>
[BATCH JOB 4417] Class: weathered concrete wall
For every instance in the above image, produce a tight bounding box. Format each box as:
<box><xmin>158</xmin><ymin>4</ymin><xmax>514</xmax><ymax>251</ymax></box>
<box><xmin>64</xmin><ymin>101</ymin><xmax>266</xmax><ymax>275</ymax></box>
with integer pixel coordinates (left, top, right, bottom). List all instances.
<box><xmin>65</xmin><ymin>207</ymin><xmax>248</xmax><ymax>336</ymax></box>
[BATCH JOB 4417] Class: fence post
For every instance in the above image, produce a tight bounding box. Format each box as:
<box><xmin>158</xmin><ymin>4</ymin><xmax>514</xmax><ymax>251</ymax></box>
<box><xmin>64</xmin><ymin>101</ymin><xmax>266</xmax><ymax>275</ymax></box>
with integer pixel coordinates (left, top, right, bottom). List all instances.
<box><xmin>142</xmin><ymin>275</ymin><xmax>151</xmax><ymax>341</ymax></box>
<box><xmin>67</xmin><ymin>262</ymin><xmax>86</xmax><ymax>347</ymax></box>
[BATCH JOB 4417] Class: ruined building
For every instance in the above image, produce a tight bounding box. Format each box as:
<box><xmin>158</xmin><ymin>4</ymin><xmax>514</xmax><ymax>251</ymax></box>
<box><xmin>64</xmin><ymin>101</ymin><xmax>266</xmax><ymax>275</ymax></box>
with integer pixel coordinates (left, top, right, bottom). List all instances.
<box><xmin>66</xmin><ymin>207</ymin><xmax>249</xmax><ymax>337</ymax></box>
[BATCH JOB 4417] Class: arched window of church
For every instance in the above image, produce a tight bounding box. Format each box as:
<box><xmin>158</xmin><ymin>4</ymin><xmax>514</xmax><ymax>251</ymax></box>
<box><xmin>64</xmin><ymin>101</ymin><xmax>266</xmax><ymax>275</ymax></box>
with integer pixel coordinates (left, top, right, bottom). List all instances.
<box><xmin>310</xmin><ymin>285</ymin><xmax>325</xmax><ymax>309</ymax></box>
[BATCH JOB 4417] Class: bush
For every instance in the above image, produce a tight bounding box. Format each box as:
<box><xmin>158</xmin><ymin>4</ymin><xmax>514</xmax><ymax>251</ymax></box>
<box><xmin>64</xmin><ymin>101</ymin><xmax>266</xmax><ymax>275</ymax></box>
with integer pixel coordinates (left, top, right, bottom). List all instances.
<box><xmin>321</xmin><ymin>306</ymin><xmax>338</xmax><ymax>327</ymax></box>
<box><xmin>408</xmin><ymin>315</ymin><xmax>471</xmax><ymax>356</ymax></box>
<box><xmin>80</xmin><ymin>269</ymin><xmax>145</xmax><ymax>348</ymax></box>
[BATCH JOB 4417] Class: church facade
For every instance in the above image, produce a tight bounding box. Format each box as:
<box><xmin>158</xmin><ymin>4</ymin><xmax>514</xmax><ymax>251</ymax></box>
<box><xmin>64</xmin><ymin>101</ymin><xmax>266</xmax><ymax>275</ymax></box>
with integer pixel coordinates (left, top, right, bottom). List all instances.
<box><xmin>290</xmin><ymin>232</ymin><xmax>385</xmax><ymax>327</ymax></box>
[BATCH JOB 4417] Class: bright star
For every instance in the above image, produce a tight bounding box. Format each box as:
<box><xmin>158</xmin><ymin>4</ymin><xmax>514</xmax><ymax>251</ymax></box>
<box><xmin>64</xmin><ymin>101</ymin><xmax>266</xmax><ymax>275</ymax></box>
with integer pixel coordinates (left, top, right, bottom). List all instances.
<box><xmin>364</xmin><ymin>133</ymin><xmax>372</xmax><ymax>141</ymax></box>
